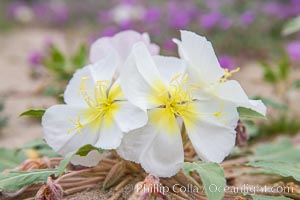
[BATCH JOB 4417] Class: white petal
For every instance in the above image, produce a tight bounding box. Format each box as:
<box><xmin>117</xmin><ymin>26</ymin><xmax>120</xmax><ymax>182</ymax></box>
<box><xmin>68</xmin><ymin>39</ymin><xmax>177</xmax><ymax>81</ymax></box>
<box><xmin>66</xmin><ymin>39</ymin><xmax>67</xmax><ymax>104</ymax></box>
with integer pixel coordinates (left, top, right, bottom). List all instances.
<box><xmin>172</xmin><ymin>38</ymin><xmax>186</xmax><ymax>59</ymax></box>
<box><xmin>152</xmin><ymin>55</ymin><xmax>187</xmax><ymax>86</ymax></box>
<box><xmin>113</xmin><ymin>101</ymin><xmax>148</xmax><ymax>133</ymax></box>
<box><xmin>217</xmin><ymin>80</ymin><xmax>266</xmax><ymax>116</ymax></box>
<box><xmin>113</xmin><ymin>30</ymin><xmax>159</xmax><ymax>63</ymax></box>
<box><xmin>64</xmin><ymin>66</ymin><xmax>94</xmax><ymax>106</ymax></box>
<box><xmin>247</xmin><ymin>100</ymin><xmax>267</xmax><ymax>116</ymax></box>
<box><xmin>118</xmin><ymin>109</ymin><xmax>184</xmax><ymax>177</ymax></box>
<box><xmin>182</xmin><ymin>100</ymin><xmax>239</xmax><ymax>163</ymax></box>
<box><xmin>42</xmin><ymin>105</ymin><xmax>100</xmax><ymax>156</ymax></box>
<box><xmin>113</xmin><ymin>30</ymin><xmax>148</xmax><ymax>63</ymax></box>
<box><xmin>120</xmin><ymin>52</ymin><xmax>163</xmax><ymax>110</ymax></box>
<box><xmin>90</xmin><ymin>30</ymin><xmax>159</xmax><ymax>65</ymax></box>
<box><xmin>217</xmin><ymin>80</ymin><xmax>248</xmax><ymax>103</ymax></box>
<box><xmin>89</xmin><ymin>37</ymin><xmax>115</xmax><ymax>63</ymax></box>
<box><xmin>89</xmin><ymin>51</ymin><xmax>118</xmax><ymax>82</ymax></box>
<box><xmin>140</xmin><ymin>126</ymin><xmax>184</xmax><ymax>177</ymax></box>
<box><xmin>117</xmin><ymin>126</ymin><xmax>156</xmax><ymax>163</ymax></box>
<box><xmin>64</xmin><ymin>55</ymin><xmax>117</xmax><ymax>106</ymax></box>
<box><xmin>132</xmin><ymin>43</ymin><xmax>166</xmax><ymax>91</ymax></box>
<box><xmin>142</xmin><ymin>32</ymin><xmax>160</xmax><ymax>55</ymax></box>
<box><xmin>71</xmin><ymin>150</ymin><xmax>104</xmax><ymax>167</ymax></box>
<box><xmin>185</xmin><ymin>119</ymin><xmax>236</xmax><ymax>163</ymax></box>
<box><xmin>194</xmin><ymin>99</ymin><xmax>239</xmax><ymax>129</ymax></box>
<box><xmin>118</xmin><ymin>126</ymin><xmax>184</xmax><ymax>178</ymax></box>
<box><xmin>179</xmin><ymin>30</ymin><xmax>225</xmax><ymax>83</ymax></box>
<box><xmin>95</xmin><ymin>119</ymin><xmax>123</xmax><ymax>150</ymax></box>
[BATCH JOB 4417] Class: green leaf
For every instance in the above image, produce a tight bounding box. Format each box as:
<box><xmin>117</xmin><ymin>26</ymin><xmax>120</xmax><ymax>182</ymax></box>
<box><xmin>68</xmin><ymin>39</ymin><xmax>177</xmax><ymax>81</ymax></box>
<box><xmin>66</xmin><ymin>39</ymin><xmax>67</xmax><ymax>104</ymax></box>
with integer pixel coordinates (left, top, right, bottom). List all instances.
<box><xmin>278</xmin><ymin>58</ymin><xmax>290</xmax><ymax>80</ymax></box>
<box><xmin>250</xmin><ymin>139</ymin><xmax>300</xmax><ymax>162</ymax></box>
<box><xmin>0</xmin><ymin>101</ymin><xmax>4</xmax><ymax>112</ymax></box>
<box><xmin>76</xmin><ymin>144</ymin><xmax>104</xmax><ymax>156</ymax></box>
<box><xmin>23</xmin><ymin>138</ymin><xmax>49</xmax><ymax>149</ymax></box>
<box><xmin>243</xmin><ymin>120</ymin><xmax>259</xmax><ymax>137</ymax></box>
<box><xmin>42</xmin><ymin>85</ymin><xmax>61</xmax><ymax>97</ymax></box>
<box><xmin>260</xmin><ymin>62</ymin><xmax>277</xmax><ymax>83</ymax></box>
<box><xmin>253</xmin><ymin>96</ymin><xmax>288</xmax><ymax>110</ymax></box>
<box><xmin>57</xmin><ymin>152</ymin><xmax>74</xmax><ymax>176</ymax></box>
<box><xmin>292</xmin><ymin>80</ymin><xmax>300</xmax><ymax>89</ymax></box>
<box><xmin>48</xmin><ymin>46</ymin><xmax>66</xmax><ymax>72</ymax></box>
<box><xmin>182</xmin><ymin>162</ymin><xmax>226</xmax><ymax>200</ymax></box>
<box><xmin>257</xmin><ymin>115</ymin><xmax>300</xmax><ymax>136</ymax></box>
<box><xmin>0</xmin><ymin>169</ymin><xmax>58</xmax><ymax>191</ymax></box>
<box><xmin>237</xmin><ymin>107</ymin><xmax>266</xmax><ymax>119</ymax></box>
<box><xmin>0</xmin><ymin>148</ymin><xmax>26</xmax><ymax>172</ymax></box>
<box><xmin>251</xmin><ymin>194</ymin><xmax>292</xmax><ymax>200</ymax></box>
<box><xmin>247</xmin><ymin>161</ymin><xmax>300</xmax><ymax>181</ymax></box>
<box><xmin>71</xmin><ymin>44</ymin><xmax>88</xmax><ymax>68</ymax></box>
<box><xmin>19</xmin><ymin>109</ymin><xmax>45</xmax><ymax>118</ymax></box>
<box><xmin>51</xmin><ymin>46</ymin><xmax>65</xmax><ymax>64</ymax></box>
<box><xmin>248</xmin><ymin>139</ymin><xmax>300</xmax><ymax>181</ymax></box>
<box><xmin>43</xmin><ymin>45</ymin><xmax>70</xmax><ymax>80</ymax></box>
<box><xmin>264</xmin><ymin>70</ymin><xmax>278</xmax><ymax>83</ymax></box>
<box><xmin>36</xmin><ymin>149</ymin><xmax>60</xmax><ymax>158</ymax></box>
<box><xmin>282</xmin><ymin>15</ymin><xmax>300</xmax><ymax>35</ymax></box>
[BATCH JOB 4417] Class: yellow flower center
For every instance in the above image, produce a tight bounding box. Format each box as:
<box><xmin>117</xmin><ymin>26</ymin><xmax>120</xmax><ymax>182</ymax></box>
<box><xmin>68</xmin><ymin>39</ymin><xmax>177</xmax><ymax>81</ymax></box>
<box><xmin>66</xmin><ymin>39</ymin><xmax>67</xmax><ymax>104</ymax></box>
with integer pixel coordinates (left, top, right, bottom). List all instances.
<box><xmin>149</xmin><ymin>73</ymin><xmax>229</xmax><ymax>134</ymax></box>
<box><xmin>68</xmin><ymin>77</ymin><xmax>122</xmax><ymax>134</ymax></box>
<box><xmin>160</xmin><ymin>74</ymin><xmax>192</xmax><ymax>117</ymax></box>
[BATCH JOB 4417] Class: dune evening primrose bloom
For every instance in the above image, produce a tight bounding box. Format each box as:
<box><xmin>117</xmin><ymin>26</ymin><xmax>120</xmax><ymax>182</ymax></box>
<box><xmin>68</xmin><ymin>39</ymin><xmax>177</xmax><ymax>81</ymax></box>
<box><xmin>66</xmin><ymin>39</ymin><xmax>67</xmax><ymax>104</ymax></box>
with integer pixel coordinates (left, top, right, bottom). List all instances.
<box><xmin>117</xmin><ymin>43</ymin><xmax>240</xmax><ymax>177</ymax></box>
<box><xmin>173</xmin><ymin>31</ymin><xmax>266</xmax><ymax>116</ymax></box>
<box><xmin>42</xmin><ymin>52</ymin><xmax>147</xmax><ymax>166</ymax></box>
<box><xmin>90</xmin><ymin>30</ymin><xmax>159</xmax><ymax>67</ymax></box>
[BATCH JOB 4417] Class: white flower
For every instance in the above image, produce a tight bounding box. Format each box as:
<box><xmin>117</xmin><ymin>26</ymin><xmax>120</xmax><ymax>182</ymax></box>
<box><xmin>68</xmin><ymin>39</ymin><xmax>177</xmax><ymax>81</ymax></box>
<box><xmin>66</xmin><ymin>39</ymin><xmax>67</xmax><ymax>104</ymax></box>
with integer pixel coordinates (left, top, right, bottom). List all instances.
<box><xmin>111</xmin><ymin>4</ymin><xmax>145</xmax><ymax>24</ymax></box>
<box><xmin>117</xmin><ymin>43</ymin><xmax>240</xmax><ymax>177</ymax></box>
<box><xmin>90</xmin><ymin>30</ymin><xmax>159</xmax><ymax>71</ymax></box>
<box><xmin>42</xmin><ymin>51</ymin><xmax>147</xmax><ymax>166</ymax></box>
<box><xmin>173</xmin><ymin>30</ymin><xmax>267</xmax><ymax>116</ymax></box>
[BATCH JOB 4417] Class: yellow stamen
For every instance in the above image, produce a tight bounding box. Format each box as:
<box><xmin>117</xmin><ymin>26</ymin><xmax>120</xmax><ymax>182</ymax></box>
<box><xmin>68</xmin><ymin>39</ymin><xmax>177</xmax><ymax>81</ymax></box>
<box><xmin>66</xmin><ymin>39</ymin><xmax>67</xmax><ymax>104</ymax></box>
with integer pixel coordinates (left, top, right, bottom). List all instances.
<box><xmin>213</xmin><ymin>102</ymin><xmax>227</xmax><ymax>125</ymax></box>
<box><xmin>150</xmin><ymin>73</ymin><xmax>230</xmax><ymax>133</ymax></box>
<box><xmin>219</xmin><ymin>67</ymin><xmax>240</xmax><ymax>83</ymax></box>
<box><xmin>68</xmin><ymin>115</ymin><xmax>83</xmax><ymax>134</ymax></box>
<box><xmin>68</xmin><ymin>78</ymin><xmax>120</xmax><ymax>134</ymax></box>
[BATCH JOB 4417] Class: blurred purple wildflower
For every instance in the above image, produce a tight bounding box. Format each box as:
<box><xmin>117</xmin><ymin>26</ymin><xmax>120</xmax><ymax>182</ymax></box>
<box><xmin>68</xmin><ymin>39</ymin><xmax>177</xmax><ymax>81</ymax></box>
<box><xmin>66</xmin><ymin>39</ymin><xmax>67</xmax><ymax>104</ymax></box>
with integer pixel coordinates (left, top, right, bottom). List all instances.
<box><xmin>218</xmin><ymin>55</ymin><xmax>235</xmax><ymax>70</ymax></box>
<box><xmin>240</xmin><ymin>11</ymin><xmax>255</xmax><ymax>25</ymax></box>
<box><xmin>143</xmin><ymin>7</ymin><xmax>161</xmax><ymax>23</ymax></box>
<box><xmin>28</xmin><ymin>51</ymin><xmax>44</xmax><ymax>67</ymax></box>
<box><xmin>220</xmin><ymin>17</ymin><xmax>233</xmax><ymax>30</ymax></box>
<box><xmin>262</xmin><ymin>2</ymin><xmax>285</xmax><ymax>19</ymax></box>
<box><xmin>286</xmin><ymin>41</ymin><xmax>300</xmax><ymax>62</ymax></box>
<box><xmin>32</xmin><ymin>2</ymin><xmax>69</xmax><ymax>24</ymax></box>
<box><xmin>200</xmin><ymin>12</ymin><xmax>221</xmax><ymax>29</ymax></box>
<box><xmin>7</xmin><ymin>1</ymin><xmax>26</xmax><ymax>17</ymax></box>
<box><xmin>101</xmin><ymin>26</ymin><xmax>119</xmax><ymax>37</ymax></box>
<box><xmin>32</xmin><ymin>3</ymin><xmax>49</xmax><ymax>19</ymax></box>
<box><xmin>167</xmin><ymin>2</ymin><xmax>192</xmax><ymax>28</ymax></box>
<box><xmin>119</xmin><ymin>20</ymin><xmax>134</xmax><ymax>30</ymax></box>
<box><xmin>289</xmin><ymin>0</ymin><xmax>300</xmax><ymax>16</ymax></box>
<box><xmin>120</xmin><ymin>0</ymin><xmax>137</xmax><ymax>5</ymax></box>
<box><xmin>52</xmin><ymin>4</ymin><xmax>69</xmax><ymax>24</ymax></box>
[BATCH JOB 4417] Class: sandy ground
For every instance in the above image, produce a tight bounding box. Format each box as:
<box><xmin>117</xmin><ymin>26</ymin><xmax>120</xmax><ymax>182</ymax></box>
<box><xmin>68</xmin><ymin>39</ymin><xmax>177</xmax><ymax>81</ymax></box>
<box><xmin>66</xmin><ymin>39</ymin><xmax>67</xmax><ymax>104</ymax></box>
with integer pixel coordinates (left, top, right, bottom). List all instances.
<box><xmin>0</xmin><ymin>27</ymin><xmax>80</xmax><ymax>148</ymax></box>
<box><xmin>0</xmin><ymin>27</ymin><xmax>300</xmax><ymax>149</ymax></box>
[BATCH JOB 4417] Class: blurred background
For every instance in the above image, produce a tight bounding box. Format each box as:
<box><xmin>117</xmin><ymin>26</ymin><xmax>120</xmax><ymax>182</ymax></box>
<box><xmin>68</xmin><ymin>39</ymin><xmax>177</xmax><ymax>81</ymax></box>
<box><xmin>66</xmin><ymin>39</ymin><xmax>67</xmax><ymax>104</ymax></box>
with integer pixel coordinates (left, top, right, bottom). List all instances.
<box><xmin>0</xmin><ymin>0</ymin><xmax>300</xmax><ymax>149</ymax></box>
